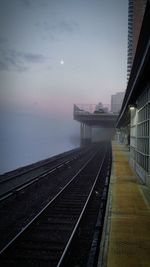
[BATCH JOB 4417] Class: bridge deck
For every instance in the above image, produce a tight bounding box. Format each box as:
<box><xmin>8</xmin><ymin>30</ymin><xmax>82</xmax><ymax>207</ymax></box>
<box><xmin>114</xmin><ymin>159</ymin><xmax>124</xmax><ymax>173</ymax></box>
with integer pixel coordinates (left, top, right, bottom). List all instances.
<box><xmin>74</xmin><ymin>113</ymin><xmax>118</xmax><ymax>127</ymax></box>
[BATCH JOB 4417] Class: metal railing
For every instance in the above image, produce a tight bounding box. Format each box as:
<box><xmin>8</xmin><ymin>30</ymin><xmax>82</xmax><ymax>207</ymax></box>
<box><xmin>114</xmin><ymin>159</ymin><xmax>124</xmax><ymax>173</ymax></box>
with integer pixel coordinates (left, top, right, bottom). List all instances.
<box><xmin>74</xmin><ymin>104</ymin><xmax>120</xmax><ymax>115</ymax></box>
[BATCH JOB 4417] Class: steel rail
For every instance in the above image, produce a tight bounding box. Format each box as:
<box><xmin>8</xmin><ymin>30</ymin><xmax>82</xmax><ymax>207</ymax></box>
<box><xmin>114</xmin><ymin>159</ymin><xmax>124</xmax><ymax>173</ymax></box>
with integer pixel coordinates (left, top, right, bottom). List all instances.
<box><xmin>0</xmin><ymin>147</ymin><xmax>83</xmax><ymax>184</ymax></box>
<box><xmin>0</xmin><ymin>147</ymin><xmax>100</xmax><ymax>255</ymax></box>
<box><xmin>56</xmin><ymin>146</ymin><xmax>108</xmax><ymax>267</ymax></box>
<box><xmin>0</xmin><ymin>146</ymin><xmax>94</xmax><ymax>202</ymax></box>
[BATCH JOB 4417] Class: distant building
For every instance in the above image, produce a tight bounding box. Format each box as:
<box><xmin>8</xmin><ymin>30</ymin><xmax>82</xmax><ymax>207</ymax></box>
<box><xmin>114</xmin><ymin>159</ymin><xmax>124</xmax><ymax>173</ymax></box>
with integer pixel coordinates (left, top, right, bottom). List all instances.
<box><xmin>111</xmin><ymin>92</ymin><xmax>125</xmax><ymax>114</ymax></box>
<box><xmin>127</xmin><ymin>0</ymin><xmax>147</xmax><ymax>79</ymax></box>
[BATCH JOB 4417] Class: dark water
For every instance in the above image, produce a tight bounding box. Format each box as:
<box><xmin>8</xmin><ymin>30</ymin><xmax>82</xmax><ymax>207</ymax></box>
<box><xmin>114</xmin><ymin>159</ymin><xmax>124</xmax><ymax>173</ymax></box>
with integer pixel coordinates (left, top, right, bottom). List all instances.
<box><xmin>0</xmin><ymin>112</ymin><xmax>79</xmax><ymax>174</ymax></box>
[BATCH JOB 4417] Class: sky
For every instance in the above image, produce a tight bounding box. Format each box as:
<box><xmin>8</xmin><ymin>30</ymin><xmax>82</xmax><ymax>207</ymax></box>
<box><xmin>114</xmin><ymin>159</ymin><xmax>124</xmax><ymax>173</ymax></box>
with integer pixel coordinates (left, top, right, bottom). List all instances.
<box><xmin>0</xmin><ymin>0</ymin><xmax>128</xmax><ymax>116</ymax></box>
<box><xmin>0</xmin><ymin>0</ymin><xmax>128</xmax><ymax>173</ymax></box>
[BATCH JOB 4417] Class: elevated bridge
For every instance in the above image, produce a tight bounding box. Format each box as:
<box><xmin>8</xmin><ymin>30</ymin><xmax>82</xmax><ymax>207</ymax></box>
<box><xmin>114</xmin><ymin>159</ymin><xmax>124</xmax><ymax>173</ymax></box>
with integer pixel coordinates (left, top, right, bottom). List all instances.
<box><xmin>73</xmin><ymin>104</ymin><xmax>118</xmax><ymax>146</ymax></box>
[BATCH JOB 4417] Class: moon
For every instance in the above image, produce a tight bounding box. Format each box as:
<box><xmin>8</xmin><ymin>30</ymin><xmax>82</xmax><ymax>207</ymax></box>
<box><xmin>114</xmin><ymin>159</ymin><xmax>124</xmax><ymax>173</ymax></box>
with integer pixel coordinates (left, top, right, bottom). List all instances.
<box><xmin>60</xmin><ymin>59</ymin><xmax>64</xmax><ymax>65</ymax></box>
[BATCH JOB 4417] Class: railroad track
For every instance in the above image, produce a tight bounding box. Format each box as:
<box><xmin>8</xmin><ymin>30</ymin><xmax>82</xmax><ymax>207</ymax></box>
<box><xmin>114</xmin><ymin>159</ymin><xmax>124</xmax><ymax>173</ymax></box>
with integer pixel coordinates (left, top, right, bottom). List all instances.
<box><xmin>0</xmin><ymin>141</ymin><xmax>112</xmax><ymax>267</ymax></box>
<box><xmin>0</xmin><ymin>144</ymin><xmax>99</xmax><ymax>252</ymax></box>
<box><xmin>0</xmin><ymin>148</ymin><xmax>81</xmax><ymax>183</ymax></box>
<box><xmin>0</xmin><ymin>145</ymin><xmax>95</xmax><ymax>201</ymax></box>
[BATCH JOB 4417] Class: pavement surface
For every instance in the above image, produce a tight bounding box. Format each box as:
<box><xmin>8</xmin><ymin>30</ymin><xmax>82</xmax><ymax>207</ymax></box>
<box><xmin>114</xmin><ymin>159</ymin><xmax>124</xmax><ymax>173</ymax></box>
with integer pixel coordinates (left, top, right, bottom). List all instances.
<box><xmin>98</xmin><ymin>141</ymin><xmax>150</xmax><ymax>267</ymax></box>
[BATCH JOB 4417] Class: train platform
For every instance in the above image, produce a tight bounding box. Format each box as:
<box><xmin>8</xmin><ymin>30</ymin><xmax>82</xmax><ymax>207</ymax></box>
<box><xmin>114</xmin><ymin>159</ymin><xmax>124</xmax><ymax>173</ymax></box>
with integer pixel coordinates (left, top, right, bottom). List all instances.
<box><xmin>98</xmin><ymin>141</ymin><xmax>150</xmax><ymax>267</ymax></box>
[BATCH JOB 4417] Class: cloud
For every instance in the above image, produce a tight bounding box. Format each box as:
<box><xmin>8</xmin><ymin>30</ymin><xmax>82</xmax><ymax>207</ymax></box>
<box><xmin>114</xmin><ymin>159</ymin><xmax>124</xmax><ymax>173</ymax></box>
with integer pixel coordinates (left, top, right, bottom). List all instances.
<box><xmin>0</xmin><ymin>61</ymin><xmax>8</xmax><ymax>71</ymax></box>
<box><xmin>22</xmin><ymin>0</ymin><xmax>30</xmax><ymax>6</ymax></box>
<box><xmin>59</xmin><ymin>20</ymin><xmax>79</xmax><ymax>34</ymax></box>
<box><xmin>41</xmin><ymin>19</ymin><xmax>79</xmax><ymax>40</ymax></box>
<box><xmin>42</xmin><ymin>21</ymin><xmax>58</xmax><ymax>41</ymax></box>
<box><xmin>0</xmin><ymin>37</ymin><xmax>8</xmax><ymax>46</ymax></box>
<box><xmin>0</xmin><ymin>48</ymin><xmax>49</xmax><ymax>72</ymax></box>
<box><xmin>23</xmin><ymin>53</ymin><xmax>46</xmax><ymax>63</ymax></box>
<box><xmin>22</xmin><ymin>0</ymin><xmax>49</xmax><ymax>8</ymax></box>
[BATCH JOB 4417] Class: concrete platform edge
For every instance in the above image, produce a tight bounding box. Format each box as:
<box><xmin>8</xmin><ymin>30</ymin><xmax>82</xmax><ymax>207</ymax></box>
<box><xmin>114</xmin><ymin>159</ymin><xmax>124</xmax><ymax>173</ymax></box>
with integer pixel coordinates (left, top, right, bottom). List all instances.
<box><xmin>98</xmin><ymin>141</ymin><xmax>150</xmax><ymax>267</ymax></box>
<box><xmin>97</xmin><ymin>147</ymin><xmax>114</xmax><ymax>267</ymax></box>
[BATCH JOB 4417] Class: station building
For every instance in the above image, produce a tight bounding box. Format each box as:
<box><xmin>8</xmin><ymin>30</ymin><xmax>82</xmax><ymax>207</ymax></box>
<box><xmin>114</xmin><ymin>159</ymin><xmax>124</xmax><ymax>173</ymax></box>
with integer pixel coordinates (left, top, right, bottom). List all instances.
<box><xmin>116</xmin><ymin>0</ymin><xmax>150</xmax><ymax>186</ymax></box>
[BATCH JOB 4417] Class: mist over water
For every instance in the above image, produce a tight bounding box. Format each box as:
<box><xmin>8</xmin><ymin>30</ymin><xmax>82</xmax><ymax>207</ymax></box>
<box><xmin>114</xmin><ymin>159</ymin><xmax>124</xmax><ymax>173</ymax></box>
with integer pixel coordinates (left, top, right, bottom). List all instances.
<box><xmin>0</xmin><ymin>112</ymin><xmax>79</xmax><ymax>175</ymax></box>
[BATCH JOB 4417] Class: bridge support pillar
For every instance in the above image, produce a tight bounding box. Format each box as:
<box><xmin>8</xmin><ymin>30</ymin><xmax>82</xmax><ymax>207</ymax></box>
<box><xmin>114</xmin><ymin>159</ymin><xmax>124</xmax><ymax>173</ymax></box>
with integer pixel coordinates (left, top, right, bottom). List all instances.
<box><xmin>80</xmin><ymin>123</ymin><xmax>92</xmax><ymax>147</ymax></box>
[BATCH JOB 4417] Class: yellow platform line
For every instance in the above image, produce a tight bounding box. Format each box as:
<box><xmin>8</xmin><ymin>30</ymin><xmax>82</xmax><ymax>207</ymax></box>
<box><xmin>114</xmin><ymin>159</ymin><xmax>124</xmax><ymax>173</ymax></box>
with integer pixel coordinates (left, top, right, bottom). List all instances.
<box><xmin>106</xmin><ymin>143</ymin><xmax>150</xmax><ymax>267</ymax></box>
